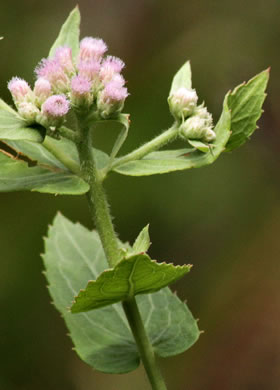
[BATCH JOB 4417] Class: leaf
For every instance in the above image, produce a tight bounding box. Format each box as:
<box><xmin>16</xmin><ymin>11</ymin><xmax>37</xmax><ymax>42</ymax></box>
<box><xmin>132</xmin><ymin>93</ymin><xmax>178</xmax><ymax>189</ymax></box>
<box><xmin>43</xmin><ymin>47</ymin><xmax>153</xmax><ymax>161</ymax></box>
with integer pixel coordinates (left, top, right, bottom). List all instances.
<box><xmin>113</xmin><ymin>95</ymin><xmax>231</xmax><ymax>176</ymax></box>
<box><xmin>169</xmin><ymin>61</ymin><xmax>192</xmax><ymax>96</ymax></box>
<box><xmin>131</xmin><ymin>225</ymin><xmax>151</xmax><ymax>255</ymax></box>
<box><xmin>0</xmin><ymin>109</ymin><xmax>43</xmax><ymax>142</ymax></box>
<box><xmin>43</xmin><ymin>213</ymin><xmax>200</xmax><ymax>373</ymax></box>
<box><xmin>188</xmin><ymin>139</ymin><xmax>210</xmax><ymax>153</ymax></box>
<box><xmin>0</xmin><ymin>98</ymin><xmax>18</xmax><ymax>114</ymax></box>
<box><xmin>71</xmin><ymin>253</ymin><xmax>191</xmax><ymax>313</ymax></box>
<box><xmin>49</xmin><ymin>6</ymin><xmax>81</xmax><ymax>59</ymax></box>
<box><xmin>0</xmin><ymin>151</ymin><xmax>88</xmax><ymax>194</ymax></box>
<box><xmin>226</xmin><ymin>69</ymin><xmax>269</xmax><ymax>152</ymax></box>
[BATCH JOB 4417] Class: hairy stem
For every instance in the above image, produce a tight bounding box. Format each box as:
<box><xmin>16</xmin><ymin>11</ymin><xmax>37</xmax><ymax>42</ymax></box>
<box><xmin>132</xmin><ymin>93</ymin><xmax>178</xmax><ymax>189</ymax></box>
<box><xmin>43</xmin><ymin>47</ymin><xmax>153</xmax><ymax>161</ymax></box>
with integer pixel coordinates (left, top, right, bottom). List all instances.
<box><xmin>76</xmin><ymin>118</ymin><xmax>168</xmax><ymax>390</ymax></box>
<box><xmin>111</xmin><ymin>124</ymin><xmax>178</xmax><ymax>170</ymax></box>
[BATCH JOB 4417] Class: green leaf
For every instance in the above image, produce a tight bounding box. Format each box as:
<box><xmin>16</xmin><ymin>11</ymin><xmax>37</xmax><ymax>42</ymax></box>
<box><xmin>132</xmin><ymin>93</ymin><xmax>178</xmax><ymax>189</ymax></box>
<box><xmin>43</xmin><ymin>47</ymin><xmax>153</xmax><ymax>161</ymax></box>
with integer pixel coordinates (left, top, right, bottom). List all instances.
<box><xmin>43</xmin><ymin>213</ymin><xmax>200</xmax><ymax>373</ymax></box>
<box><xmin>131</xmin><ymin>225</ymin><xmax>151</xmax><ymax>255</ymax></box>
<box><xmin>0</xmin><ymin>150</ymin><xmax>88</xmax><ymax>194</ymax></box>
<box><xmin>0</xmin><ymin>109</ymin><xmax>43</xmax><ymax>142</ymax></box>
<box><xmin>71</xmin><ymin>253</ymin><xmax>191</xmax><ymax>313</ymax></box>
<box><xmin>188</xmin><ymin>139</ymin><xmax>210</xmax><ymax>153</ymax></box>
<box><xmin>226</xmin><ymin>69</ymin><xmax>269</xmax><ymax>152</ymax></box>
<box><xmin>169</xmin><ymin>61</ymin><xmax>192</xmax><ymax>96</ymax></box>
<box><xmin>0</xmin><ymin>98</ymin><xmax>18</xmax><ymax>114</ymax></box>
<box><xmin>113</xmin><ymin>95</ymin><xmax>231</xmax><ymax>176</ymax></box>
<box><xmin>49</xmin><ymin>7</ymin><xmax>81</xmax><ymax>59</ymax></box>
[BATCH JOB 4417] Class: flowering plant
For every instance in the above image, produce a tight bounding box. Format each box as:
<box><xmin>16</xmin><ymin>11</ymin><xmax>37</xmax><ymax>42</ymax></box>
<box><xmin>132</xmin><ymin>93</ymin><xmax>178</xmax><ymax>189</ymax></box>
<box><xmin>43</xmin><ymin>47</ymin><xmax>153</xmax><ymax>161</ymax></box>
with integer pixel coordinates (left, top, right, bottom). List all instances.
<box><xmin>0</xmin><ymin>7</ymin><xmax>269</xmax><ymax>389</ymax></box>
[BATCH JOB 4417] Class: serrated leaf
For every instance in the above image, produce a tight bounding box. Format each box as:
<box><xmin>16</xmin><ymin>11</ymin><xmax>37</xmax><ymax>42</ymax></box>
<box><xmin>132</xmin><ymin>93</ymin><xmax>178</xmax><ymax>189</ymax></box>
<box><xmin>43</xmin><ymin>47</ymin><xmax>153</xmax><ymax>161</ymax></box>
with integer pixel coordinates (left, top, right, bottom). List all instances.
<box><xmin>226</xmin><ymin>69</ymin><xmax>269</xmax><ymax>152</ymax></box>
<box><xmin>169</xmin><ymin>61</ymin><xmax>192</xmax><ymax>96</ymax></box>
<box><xmin>113</xmin><ymin>96</ymin><xmax>231</xmax><ymax>176</ymax></box>
<box><xmin>0</xmin><ymin>109</ymin><xmax>43</xmax><ymax>142</ymax></box>
<box><xmin>131</xmin><ymin>225</ymin><xmax>151</xmax><ymax>254</ymax></box>
<box><xmin>49</xmin><ymin>7</ymin><xmax>81</xmax><ymax>59</ymax></box>
<box><xmin>71</xmin><ymin>253</ymin><xmax>190</xmax><ymax>313</ymax></box>
<box><xmin>43</xmin><ymin>213</ymin><xmax>200</xmax><ymax>373</ymax></box>
<box><xmin>0</xmin><ymin>151</ymin><xmax>88</xmax><ymax>194</ymax></box>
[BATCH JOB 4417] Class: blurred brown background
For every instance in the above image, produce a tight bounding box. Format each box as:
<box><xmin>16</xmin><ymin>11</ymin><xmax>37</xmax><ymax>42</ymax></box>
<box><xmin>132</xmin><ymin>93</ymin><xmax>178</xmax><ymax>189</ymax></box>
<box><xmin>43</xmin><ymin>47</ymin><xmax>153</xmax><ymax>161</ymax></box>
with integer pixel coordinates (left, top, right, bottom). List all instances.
<box><xmin>0</xmin><ymin>1</ymin><xmax>279</xmax><ymax>389</ymax></box>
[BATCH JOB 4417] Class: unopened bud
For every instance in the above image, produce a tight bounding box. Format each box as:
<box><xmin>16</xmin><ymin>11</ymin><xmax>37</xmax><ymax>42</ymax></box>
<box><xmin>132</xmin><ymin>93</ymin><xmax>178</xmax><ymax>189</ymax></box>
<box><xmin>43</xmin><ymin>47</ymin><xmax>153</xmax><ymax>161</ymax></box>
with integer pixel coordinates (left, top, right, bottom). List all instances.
<box><xmin>8</xmin><ymin>77</ymin><xmax>33</xmax><ymax>104</ymax></box>
<box><xmin>54</xmin><ymin>47</ymin><xmax>75</xmax><ymax>75</ymax></box>
<box><xmin>168</xmin><ymin>87</ymin><xmax>198</xmax><ymax>120</ymax></box>
<box><xmin>34</xmin><ymin>78</ymin><xmax>52</xmax><ymax>105</ymax></box>
<box><xmin>35</xmin><ymin>58</ymin><xmax>70</xmax><ymax>93</ymax></box>
<box><xmin>97</xmin><ymin>81</ymin><xmax>128</xmax><ymax>118</ymax></box>
<box><xmin>99</xmin><ymin>56</ymin><xmax>125</xmax><ymax>84</ymax></box>
<box><xmin>70</xmin><ymin>75</ymin><xmax>93</xmax><ymax>107</ymax></box>
<box><xmin>18</xmin><ymin>102</ymin><xmax>40</xmax><ymax>124</ymax></box>
<box><xmin>41</xmin><ymin>94</ymin><xmax>70</xmax><ymax>127</ymax></box>
<box><xmin>180</xmin><ymin>116</ymin><xmax>216</xmax><ymax>143</ymax></box>
<box><xmin>79</xmin><ymin>37</ymin><xmax>107</xmax><ymax>62</ymax></box>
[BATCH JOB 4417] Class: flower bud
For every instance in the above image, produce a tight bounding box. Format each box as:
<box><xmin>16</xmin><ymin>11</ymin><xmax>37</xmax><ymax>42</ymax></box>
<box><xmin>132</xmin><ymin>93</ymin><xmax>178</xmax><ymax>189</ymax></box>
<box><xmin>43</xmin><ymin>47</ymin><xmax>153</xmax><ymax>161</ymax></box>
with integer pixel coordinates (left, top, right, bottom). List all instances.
<box><xmin>78</xmin><ymin>60</ymin><xmax>101</xmax><ymax>82</ymax></box>
<box><xmin>79</xmin><ymin>37</ymin><xmax>107</xmax><ymax>62</ymax></box>
<box><xmin>194</xmin><ymin>105</ymin><xmax>213</xmax><ymax>127</ymax></box>
<box><xmin>40</xmin><ymin>94</ymin><xmax>70</xmax><ymax>127</ymax></box>
<box><xmin>99</xmin><ymin>56</ymin><xmax>125</xmax><ymax>84</ymax></box>
<box><xmin>18</xmin><ymin>102</ymin><xmax>40</xmax><ymax>124</ymax></box>
<box><xmin>34</xmin><ymin>78</ymin><xmax>52</xmax><ymax>105</ymax></box>
<box><xmin>70</xmin><ymin>75</ymin><xmax>93</xmax><ymax>107</ymax></box>
<box><xmin>54</xmin><ymin>47</ymin><xmax>75</xmax><ymax>75</ymax></box>
<box><xmin>8</xmin><ymin>77</ymin><xmax>33</xmax><ymax>104</ymax></box>
<box><xmin>168</xmin><ymin>87</ymin><xmax>198</xmax><ymax>120</ymax></box>
<box><xmin>35</xmin><ymin>58</ymin><xmax>69</xmax><ymax>93</ymax></box>
<box><xmin>180</xmin><ymin>116</ymin><xmax>216</xmax><ymax>143</ymax></box>
<box><xmin>97</xmin><ymin>81</ymin><xmax>128</xmax><ymax>118</ymax></box>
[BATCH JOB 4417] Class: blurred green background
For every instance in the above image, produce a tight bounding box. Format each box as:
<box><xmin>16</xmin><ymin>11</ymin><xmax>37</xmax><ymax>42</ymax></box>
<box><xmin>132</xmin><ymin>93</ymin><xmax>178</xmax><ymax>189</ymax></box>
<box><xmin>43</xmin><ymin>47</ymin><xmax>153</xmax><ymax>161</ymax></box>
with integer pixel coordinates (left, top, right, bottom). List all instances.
<box><xmin>0</xmin><ymin>1</ymin><xmax>279</xmax><ymax>389</ymax></box>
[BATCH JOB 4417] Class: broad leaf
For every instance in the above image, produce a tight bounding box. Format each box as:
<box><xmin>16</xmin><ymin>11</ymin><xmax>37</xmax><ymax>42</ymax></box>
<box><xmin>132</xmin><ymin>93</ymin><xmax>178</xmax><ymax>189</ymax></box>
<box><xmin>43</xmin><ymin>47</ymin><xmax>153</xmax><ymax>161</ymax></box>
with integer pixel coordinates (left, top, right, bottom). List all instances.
<box><xmin>43</xmin><ymin>213</ymin><xmax>200</xmax><ymax>373</ymax></box>
<box><xmin>71</xmin><ymin>253</ymin><xmax>191</xmax><ymax>312</ymax></box>
<box><xmin>113</xmin><ymin>95</ymin><xmax>231</xmax><ymax>176</ymax></box>
<box><xmin>131</xmin><ymin>225</ymin><xmax>151</xmax><ymax>254</ymax></box>
<box><xmin>226</xmin><ymin>69</ymin><xmax>269</xmax><ymax>152</ymax></box>
<box><xmin>0</xmin><ymin>98</ymin><xmax>18</xmax><ymax>114</ymax></box>
<box><xmin>0</xmin><ymin>109</ymin><xmax>43</xmax><ymax>142</ymax></box>
<box><xmin>49</xmin><ymin>7</ymin><xmax>81</xmax><ymax>59</ymax></box>
<box><xmin>169</xmin><ymin>61</ymin><xmax>192</xmax><ymax>96</ymax></box>
<box><xmin>0</xmin><ymin>151</ymin><xmax>88</xmax><ymax>194</ymax></box>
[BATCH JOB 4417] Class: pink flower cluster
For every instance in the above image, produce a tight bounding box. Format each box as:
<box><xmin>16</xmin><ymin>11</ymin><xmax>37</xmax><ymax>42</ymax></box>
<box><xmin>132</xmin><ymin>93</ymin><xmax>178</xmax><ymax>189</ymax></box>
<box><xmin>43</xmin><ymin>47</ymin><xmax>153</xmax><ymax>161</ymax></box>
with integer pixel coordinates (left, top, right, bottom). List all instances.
<box><xmin>7</xmin><ymin>36</ymin><xmax>129</xmax><ymax>128</ymax></box>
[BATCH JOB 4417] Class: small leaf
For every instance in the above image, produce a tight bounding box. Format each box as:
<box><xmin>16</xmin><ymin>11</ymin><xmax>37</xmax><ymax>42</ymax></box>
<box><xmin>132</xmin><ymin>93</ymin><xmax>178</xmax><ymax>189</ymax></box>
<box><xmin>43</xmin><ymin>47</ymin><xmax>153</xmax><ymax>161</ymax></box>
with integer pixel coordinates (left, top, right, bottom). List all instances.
<box><xmin>169</xmin><ymin>61</ymin><xmax>192</xmax><ymax>96</ymax></box>
<box><xmin>113</xmin><ymin>95</ymin><xmax>231</xmax><ymax>176</ymax></box>
<box><xmin>188</xmin><ymin>139</ymin><xmax>211</xmax><ymax>153</ymax></box>
<box><xmin>226</xmin><ymin>69</ymin><xmax>269</xmax><ymax>152</ymax></box>
<box><xmin>49</xmin><ymin>6</ymin><xmax>81</xmax><ymax>59</ymax></box>
<box><xmin>131</xmin><ymin>225</ymin><xmax>151</xmax><ymax>254</ymax></box>
<box><xmin>0</xmin><ymin>109</ymin><xmax>43</xmax><ymax>142</ymax></box>
<box><xmin>0</xmin><ymin>98</ymin><xmax>18</xmax><ymax>115</ymax></box>
<box><xmin>43</xmin><ymin>213</ymin><xmax>199</xmax><ymax>373</ymax></box>
<box><xmin>71</xmin><ymin>253</ymin><xmax>191</xmax><ymax>313</ymax></box>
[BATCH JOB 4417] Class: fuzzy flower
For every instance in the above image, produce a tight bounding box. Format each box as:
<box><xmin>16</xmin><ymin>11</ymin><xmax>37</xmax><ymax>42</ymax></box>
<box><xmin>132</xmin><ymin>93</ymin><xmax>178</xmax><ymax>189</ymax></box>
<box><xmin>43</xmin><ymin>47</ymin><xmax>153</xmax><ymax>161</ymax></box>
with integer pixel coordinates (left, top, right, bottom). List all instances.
<box><xmin>168</xmin><ymin>87</ymin><xmax>198</xmax><ymax>120</ymax></box>
<box><xmin>97</xmin><ymin>80</ymin><xmax>128</xmax><ymax>118</ymax></box>
<box><xmin>71</xmin><ymin>75</ymin><xmax>93</xmax><ymax>107</ymax></box>
<box><xmin>180</xmin><ymin>116</ymin><xmax>216</xmax><ymax>143</ymax></box>
<box><xmin>35</xmin><ymin>58</ymin><xmax>69</xmax><ymax>93</ymax></box>
<box><xmin>54</xmin><ymin>47</ymin><xmax>74</xmax><ymax>74</ymax></box>
<box><xmin>99</xmin><ymin>56</ymin><xmax>125</xmax><ymax>84</ymax></box>
<box><xmin>41</xmin><ymin>94</ymin><xmax>70</xmax><ymax>120</ymax></box>
<box><xmin>8</xmin><ymin>77</ymin><xmax>32</xmax><ymax>103</ymax></box>
<box><xmin>79</xmin><ymin>37</ymin><xmax>107</xmax><ymax>62</ymax></box>
<box><xmin>34</xmin><ymin>78</ymin><xmax>52</xmax><ymax>105</ymax></box>
<box><xmin>77</xmin><ymin>60</ymin><xmax>101</xmax><ymax>81</ymax></box>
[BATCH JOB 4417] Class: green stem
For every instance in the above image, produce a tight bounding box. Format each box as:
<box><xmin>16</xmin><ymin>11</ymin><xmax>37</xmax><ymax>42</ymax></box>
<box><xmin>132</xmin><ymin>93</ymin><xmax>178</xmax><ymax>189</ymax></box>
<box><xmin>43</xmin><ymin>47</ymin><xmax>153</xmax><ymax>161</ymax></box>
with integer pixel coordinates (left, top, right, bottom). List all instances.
<box><xmin>76</xmin><ymin>118</ymin><xmax>168</xmax><ymax>390</ymax></box>
<box><xmin>111</xmin><ymin>124</ymin><xmax>178</xmax><ymax>170</ymax></box>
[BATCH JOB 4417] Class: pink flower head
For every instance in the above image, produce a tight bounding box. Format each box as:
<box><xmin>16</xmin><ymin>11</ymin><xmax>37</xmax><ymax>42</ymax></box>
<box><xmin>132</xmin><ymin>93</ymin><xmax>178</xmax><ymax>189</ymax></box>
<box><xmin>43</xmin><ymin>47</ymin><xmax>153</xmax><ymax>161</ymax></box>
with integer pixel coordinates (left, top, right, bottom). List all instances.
<box><xmin>41</xmin><ymin>95</ymin><xmax>70</xmax><ymax>118</ymax></box>
<box><xmin>100</xmin><ymin>56</ymin><xmax>125</xmax><ymax>84</ymax></box>
<box><xmin>35</xmin><ymin>58</ymin><xmax>69</xmax><ymax>93</ymax></box>
<box><xmin>54</xmin><ymin>46</ymin><xmax>74</xmax><ymax>74</ymax></box>
<box><xmin>8</xmin><ymin>77</ymin><xmax>32</xmax><ymax>102</ymax></box>
<box><xmin>71</xmin><ymin>75</ymin><xmax>91</xmax><ymax>95</ymax></box>
<box><xmin>102</xmin><ymin>80</ymin><xmax>128</xmax><ymax>103</ymax></box>
<box><xmin>34</xmin><ymin>78</ymin><xmax>52</xmax><ymax>103</ymax></box>
<box><xmin>79</xmin><ymin>37</ymin><xmax>107</xmax><ymax>62</ymax></box>
<box><xmin>77</xmin><ymin>60</ymin><xmax>101</xmax><ymax>81</ymax></box>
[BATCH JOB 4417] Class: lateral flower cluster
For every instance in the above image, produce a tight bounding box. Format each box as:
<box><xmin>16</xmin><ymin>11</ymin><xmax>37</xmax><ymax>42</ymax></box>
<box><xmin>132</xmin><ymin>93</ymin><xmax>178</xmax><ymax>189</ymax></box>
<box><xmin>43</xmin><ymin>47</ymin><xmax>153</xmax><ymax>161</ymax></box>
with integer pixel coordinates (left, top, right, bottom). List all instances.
<box><xmin>168</xmin><ymin>87</ymin><xmax>216</xmax><ymax>143</ymax></box>
<box><xmin>8</xmin><ymin>37</ymin><xmax>129</xmax><ymax>130</ymax></box>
